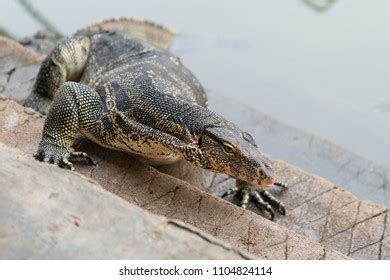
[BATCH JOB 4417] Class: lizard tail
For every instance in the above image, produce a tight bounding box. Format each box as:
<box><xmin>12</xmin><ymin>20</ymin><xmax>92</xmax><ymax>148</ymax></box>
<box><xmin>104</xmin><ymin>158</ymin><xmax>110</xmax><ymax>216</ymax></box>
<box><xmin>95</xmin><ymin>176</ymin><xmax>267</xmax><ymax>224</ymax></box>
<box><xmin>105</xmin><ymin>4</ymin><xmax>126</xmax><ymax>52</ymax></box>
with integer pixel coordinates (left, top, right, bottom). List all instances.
<box><xmin>23</xmin><ymin>91</ymin><xmax>51</xmax><ymax>115</ymax></box>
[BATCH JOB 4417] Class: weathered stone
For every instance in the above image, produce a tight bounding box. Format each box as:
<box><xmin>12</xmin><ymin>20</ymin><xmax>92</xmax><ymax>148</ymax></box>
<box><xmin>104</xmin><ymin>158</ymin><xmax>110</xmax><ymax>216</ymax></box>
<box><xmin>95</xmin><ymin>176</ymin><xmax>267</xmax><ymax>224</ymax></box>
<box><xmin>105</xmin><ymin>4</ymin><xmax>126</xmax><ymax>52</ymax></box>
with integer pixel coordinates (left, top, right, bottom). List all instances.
<box><xmin>286</xmin><ymin>233</ymin><xmax>324</xmax><ymax>260</ymax></box>
<box><xmin>322</xmin><ymin>201</ymin><xmax>359</xmax><ymax>239</ymax></box>
<box><xmin>0</xmin><ymin>144</ymin><xmax>251</xmax><ymax>260</ymax></box>
<box><xmin>297</xmin><ymin>187</ymin><xmax>334</xmax><ymax>224</ymax></box>
<box><xmin>323</xmin><ymin>249</ymin><xmax>350</xmax><ymax>260</ymax></box>
<box><xmin>350</xmin><ymin>213</ymin><xmax>386</xmax><ymax>253</ymax></box>
<box><xmin>385</xmin><ymin>212</ymin><xmax>390</xmax><ymax>237</ymax></box>
<box><xmin>0</xmin><ymin>37</ymin><xmax>43</xmax><ymax>103</ymax></box>
<box><xmin>291</xmin><ymin>216</ymin><xmax>326</xmax><ymax>242</ymax></box>
<box><xmin>381</xmin><ymin>236</ymin><xmax>390</xmax><ymax>260</ymax></box>
<box><xmin>330</xmin><ymin>189</ymin><xmax>356</xmax><ymax>212</ymax></box>
<box><xmin>349</xmin><ymin>243</ymin><xmax>381</xmax><ymax>260</ymax></box>
<box><xmin>356</xmin><ymin>200</ymin><xmax>387</xmax><ymax>223</ymax></box>
<box><xmin>167</xmin><ymin>153</ymin><xmax>390</xmax><ymax>259</ymax></box>
<box><xmin>321</xmin><ymin>229</ymin><xmax>352</xmax><ymax>256</ymax></box>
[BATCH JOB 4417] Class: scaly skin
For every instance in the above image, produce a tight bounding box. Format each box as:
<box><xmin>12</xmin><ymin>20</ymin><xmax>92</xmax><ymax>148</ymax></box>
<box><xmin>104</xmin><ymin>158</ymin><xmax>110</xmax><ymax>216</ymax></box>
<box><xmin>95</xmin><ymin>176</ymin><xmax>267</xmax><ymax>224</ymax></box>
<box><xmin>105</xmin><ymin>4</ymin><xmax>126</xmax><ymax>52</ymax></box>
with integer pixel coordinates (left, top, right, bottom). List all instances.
<box><xmin>24</xmin><ymin>19</ymin><xmax>287</xmax><ymax>219</ymax></box>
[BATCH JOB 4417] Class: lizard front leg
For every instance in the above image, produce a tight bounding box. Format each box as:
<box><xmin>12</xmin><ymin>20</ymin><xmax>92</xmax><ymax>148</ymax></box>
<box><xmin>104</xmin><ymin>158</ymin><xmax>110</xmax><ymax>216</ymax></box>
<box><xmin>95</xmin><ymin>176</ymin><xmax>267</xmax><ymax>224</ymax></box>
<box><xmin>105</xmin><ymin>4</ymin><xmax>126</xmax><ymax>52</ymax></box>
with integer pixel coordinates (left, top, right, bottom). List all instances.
<box><xmin>222</xmin><ymin>179</ymin><xmax>287</xmax><ymax>220</ymax></box>
<box><xmin>34</xmin><ymin>81</ymin><xmax>102</xmax><ymax>170</ymax></box>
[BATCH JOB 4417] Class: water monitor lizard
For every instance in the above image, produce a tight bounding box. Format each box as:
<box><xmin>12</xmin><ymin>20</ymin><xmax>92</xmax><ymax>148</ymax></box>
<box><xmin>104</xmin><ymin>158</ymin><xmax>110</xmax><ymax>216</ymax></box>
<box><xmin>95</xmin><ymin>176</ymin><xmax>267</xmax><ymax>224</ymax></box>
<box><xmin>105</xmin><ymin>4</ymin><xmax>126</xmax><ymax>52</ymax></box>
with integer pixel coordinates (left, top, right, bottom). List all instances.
<box><xmin>24</xmin><ymin>18</ymin><xmax>287</xmax><ymax>220</ymax></box>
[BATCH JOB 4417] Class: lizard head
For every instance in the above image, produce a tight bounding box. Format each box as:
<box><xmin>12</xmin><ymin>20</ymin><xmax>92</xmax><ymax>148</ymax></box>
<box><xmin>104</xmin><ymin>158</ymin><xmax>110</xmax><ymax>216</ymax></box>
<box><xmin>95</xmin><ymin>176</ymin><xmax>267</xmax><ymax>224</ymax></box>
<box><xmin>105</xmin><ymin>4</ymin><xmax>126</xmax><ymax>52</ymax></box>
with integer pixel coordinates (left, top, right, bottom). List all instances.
<box><xmin>197</xmin><ymin>123</ymin><xmax>275</xmax><ymax>188</ymax></box>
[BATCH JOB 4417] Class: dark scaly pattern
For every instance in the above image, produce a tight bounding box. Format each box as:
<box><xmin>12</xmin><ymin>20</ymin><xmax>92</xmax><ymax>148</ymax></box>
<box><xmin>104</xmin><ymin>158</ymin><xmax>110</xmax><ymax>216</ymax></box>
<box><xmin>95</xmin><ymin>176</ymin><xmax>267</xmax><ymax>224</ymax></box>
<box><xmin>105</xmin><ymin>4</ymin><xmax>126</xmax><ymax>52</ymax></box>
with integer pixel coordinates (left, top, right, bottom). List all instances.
<box><xmin>26</xmin><ymin>22</ymin><xmax>287</xmax><ymax>219</ymax></box>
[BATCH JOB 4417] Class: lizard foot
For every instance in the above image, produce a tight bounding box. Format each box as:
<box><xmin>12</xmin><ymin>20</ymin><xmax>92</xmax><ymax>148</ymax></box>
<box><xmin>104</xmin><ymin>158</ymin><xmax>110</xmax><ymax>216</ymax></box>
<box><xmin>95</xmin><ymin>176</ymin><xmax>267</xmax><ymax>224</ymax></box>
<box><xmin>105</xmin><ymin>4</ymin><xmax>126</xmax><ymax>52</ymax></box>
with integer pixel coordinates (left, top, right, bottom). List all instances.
<box><xmin>34</xmin><ymin>142</ymin><xmax>95</xmax><ymax>170</ymax></box>
<box><xmin>69</xmin><ymin>151</ymin><xmax>96</xmax><ymax>166</ymax></box>
<box><xmin>221</xmin><ymin>181</ymin><xmax>287</xmax><ymax>220</ymax></box>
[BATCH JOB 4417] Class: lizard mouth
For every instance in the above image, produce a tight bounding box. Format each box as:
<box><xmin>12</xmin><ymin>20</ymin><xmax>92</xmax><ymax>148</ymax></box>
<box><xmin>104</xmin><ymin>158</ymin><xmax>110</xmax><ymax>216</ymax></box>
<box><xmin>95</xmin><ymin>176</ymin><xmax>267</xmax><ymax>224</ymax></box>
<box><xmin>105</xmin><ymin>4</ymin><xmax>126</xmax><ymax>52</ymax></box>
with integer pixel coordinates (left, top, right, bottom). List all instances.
<box><xmin>260</xmin><ymin>177</ymin><xmax>274</xmax><ymax>188</ymax></box>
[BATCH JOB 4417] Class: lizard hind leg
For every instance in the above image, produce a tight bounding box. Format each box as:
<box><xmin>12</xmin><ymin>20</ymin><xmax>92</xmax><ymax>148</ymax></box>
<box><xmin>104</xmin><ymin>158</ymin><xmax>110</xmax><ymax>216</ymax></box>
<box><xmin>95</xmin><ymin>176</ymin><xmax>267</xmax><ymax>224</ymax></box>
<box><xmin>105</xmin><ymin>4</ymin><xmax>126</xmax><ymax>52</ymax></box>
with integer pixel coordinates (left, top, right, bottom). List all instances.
<box><xmin>24</xmin><ymin>36</ymin><xmax>91</xmax><ymax>114</ymax></box>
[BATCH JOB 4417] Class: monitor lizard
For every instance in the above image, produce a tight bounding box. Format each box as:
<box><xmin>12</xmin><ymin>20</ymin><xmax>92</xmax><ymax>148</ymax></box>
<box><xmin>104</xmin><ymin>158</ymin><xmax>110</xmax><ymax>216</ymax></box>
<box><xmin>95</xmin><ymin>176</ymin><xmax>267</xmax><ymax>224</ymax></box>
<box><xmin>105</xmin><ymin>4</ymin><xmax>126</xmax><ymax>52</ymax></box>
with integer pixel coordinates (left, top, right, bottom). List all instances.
<box><xmin>24</xmin><ymin>18</ymin><xmax>287</xmax><ymax>220</ymax></box>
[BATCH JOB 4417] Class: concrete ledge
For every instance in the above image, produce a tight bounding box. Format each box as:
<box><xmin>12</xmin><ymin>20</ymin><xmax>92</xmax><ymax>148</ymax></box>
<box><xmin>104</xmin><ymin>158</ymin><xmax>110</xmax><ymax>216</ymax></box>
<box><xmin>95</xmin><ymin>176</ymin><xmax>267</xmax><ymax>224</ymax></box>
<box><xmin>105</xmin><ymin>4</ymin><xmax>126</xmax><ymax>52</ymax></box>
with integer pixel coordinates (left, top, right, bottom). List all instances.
<box><xmin>0</xmin><ymin>144</ymin><xmax>252</xmax><ymax>260</ymax></box>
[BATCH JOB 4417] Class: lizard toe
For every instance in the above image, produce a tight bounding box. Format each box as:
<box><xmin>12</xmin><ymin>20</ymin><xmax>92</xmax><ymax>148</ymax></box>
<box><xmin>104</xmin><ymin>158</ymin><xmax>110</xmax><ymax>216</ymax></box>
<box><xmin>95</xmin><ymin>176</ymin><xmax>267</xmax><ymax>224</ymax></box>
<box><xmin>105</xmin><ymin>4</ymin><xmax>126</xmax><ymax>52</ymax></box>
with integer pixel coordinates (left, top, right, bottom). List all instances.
<box><xmin>257</xmin><ymin>189</ymin><xmax>287</xmax><ymax>217</ymax></box>
<box><xmin>34</xmin><ymin>141</ymin><xmax>73</xmax><ymax>170</ymax></box>
<box><xmin>60</xmin><ymin>157</ymin><xmax>74</xmax><ymax>170</ymax></box>
<box><xmin>70</xmin><ymin>151</ymin><xmax>95</xmax><ymax>165</ymax></box>
<box><xmin>33</xmin><ymin>150</ymin><xmax>45</xmax><ymax>161</ymax></box>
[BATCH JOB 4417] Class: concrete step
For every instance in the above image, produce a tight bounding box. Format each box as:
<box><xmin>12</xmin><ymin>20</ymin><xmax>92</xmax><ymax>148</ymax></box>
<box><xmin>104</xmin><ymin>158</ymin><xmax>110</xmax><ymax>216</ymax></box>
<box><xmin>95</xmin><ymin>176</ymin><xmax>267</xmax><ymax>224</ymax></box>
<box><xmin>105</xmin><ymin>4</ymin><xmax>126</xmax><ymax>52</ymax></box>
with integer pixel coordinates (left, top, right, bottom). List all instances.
<box><xmin>0</xmin><ymin>144</ymin><xmax>252</xmax><ymax>259</ymax></box>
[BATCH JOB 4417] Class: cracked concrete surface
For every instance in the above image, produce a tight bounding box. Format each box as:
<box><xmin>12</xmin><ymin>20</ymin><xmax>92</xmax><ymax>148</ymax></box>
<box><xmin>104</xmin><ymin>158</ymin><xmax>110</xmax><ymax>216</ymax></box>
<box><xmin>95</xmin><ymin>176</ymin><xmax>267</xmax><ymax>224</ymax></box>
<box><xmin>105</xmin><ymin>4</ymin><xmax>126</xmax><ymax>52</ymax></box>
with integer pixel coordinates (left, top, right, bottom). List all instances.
<box><xmin>1</xmin><ymin>35</ymin><xmax>388</xmax><ymax>259</ymax></box>
<box><xmin>0</xmin><ymin>37</ymin><xmax>43</xmax><ymax>103</ymax></box>
<box><xmin>162</xmin><ymin>157</ymin><xmax>389</xmax><ymax>259</ymax></box>
<box><xmin>0</xmin><ymin>144</ymin><xmax>252</xmax><ymax>260</ymax></box>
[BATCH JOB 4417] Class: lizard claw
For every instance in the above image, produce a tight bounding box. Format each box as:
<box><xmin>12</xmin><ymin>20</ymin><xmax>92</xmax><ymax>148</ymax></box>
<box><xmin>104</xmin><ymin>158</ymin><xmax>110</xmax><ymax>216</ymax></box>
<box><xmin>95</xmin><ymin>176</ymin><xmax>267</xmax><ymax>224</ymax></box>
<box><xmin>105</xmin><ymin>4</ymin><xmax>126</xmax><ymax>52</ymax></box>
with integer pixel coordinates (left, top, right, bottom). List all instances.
<box><xmin>69</xmin><ymin>151</ymin><xmax>96</xmax><ymax>165</ymax></box>
<box><xmin>34</xmin><ymin>142</ymin><xmax>93</xmax><ymax>170</ymax></box>
<box><xmin>258</xmin><ymin>188</ymin><xmax>286</xmax><ymax>216</ymax></box>
<box><xmin>221</xmin><ymin>186</ymin><xmax>239</xmax><ymax>198</ymax></box>
<box><xmin>264</xmin><ymin>204</ymin><xmax>275</xmax><ymax>221</ymax></box>
<box><xmin>34</xmin><ymin>143</ymin><xmax>74</xmax><ymax>170</ymax></box>
<box><xmin>221</xmin><ymin>181</ymin><xmax>287</xmax><ymax>220</ymax></box>
<box><xmin>274</xmin><ymin>181</ymin><xmax>288</xmax><ymax>188</ymax></box>
<box><xmin>59</xmin><ymin>158</ymin><xmax>74</xmax><ymax>170</ymax></box>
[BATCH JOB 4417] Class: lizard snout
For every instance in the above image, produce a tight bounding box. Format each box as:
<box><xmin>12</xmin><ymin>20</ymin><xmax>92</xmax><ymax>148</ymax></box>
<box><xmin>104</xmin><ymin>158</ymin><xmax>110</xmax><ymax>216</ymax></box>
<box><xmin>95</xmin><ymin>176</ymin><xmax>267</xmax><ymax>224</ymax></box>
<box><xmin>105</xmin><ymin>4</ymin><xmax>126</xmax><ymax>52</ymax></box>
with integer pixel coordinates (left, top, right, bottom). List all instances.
<box><xmin>261</xmin><ymin>177</ymin><xmax>274</xmax><ymax>187</ymax></box>
<box><xmin>256</xmin><ymin>169</ymin><xmax>274</xmax><ymax>187</ymax></box>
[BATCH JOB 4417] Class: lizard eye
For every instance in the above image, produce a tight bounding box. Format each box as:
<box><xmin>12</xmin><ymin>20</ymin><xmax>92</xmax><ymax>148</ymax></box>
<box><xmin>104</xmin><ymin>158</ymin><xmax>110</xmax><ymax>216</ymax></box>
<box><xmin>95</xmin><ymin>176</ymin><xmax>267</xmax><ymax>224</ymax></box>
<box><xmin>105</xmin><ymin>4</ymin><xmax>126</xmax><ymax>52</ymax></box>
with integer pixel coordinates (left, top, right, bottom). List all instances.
<box><xmin>222</xmin><ymin>142</ymin><xmax>235</xmax><ymax>154</ymax></box>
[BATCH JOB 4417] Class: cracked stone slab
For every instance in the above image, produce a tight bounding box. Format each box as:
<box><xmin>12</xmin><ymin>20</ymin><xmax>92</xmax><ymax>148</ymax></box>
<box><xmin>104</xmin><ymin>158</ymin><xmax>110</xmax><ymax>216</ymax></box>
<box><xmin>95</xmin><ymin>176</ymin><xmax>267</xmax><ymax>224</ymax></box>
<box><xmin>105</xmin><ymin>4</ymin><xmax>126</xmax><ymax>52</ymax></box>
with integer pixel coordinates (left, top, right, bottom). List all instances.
<box><xmin>0</xmin><ymin>97</ymin><xmax>345</xmax><ymax>260</ymax></box>
<box><xmin>161</xmin><ymin>148</ymin><xmax>389</xmax><ymax>259</ymax></box>
<box><xmin>0</xmin><ymin>37</ymin><xmax>43</xmax><ymax>103</ymax></box>
<box><xmin>0</xmin><ymin>144</ymin><xmax>252</xmax><ymax>260</ymax></box>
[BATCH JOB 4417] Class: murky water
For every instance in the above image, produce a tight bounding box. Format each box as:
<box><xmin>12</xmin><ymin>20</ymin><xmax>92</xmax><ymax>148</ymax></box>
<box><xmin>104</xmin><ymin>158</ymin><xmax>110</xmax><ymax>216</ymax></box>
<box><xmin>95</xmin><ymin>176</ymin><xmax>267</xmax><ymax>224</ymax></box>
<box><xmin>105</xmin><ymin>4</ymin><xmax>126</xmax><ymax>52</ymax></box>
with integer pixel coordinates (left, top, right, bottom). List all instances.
<box><xmin>1</xmin><ymin>0</ymin><xmax>390</xmax><ymax>167</ymax></box>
